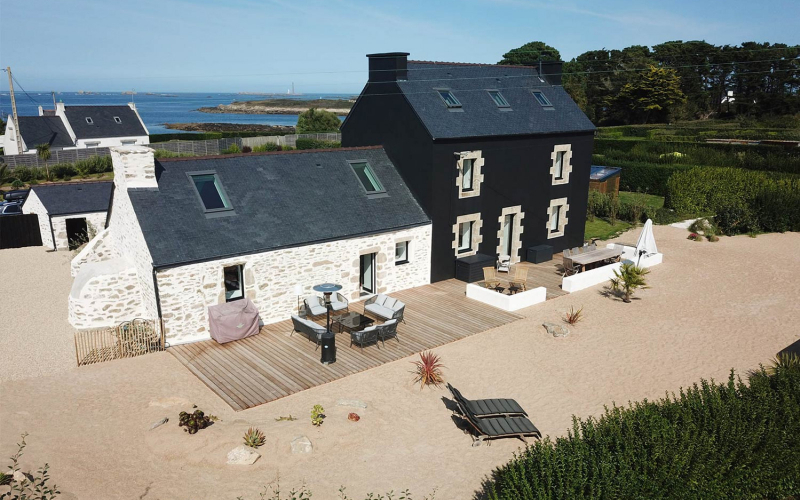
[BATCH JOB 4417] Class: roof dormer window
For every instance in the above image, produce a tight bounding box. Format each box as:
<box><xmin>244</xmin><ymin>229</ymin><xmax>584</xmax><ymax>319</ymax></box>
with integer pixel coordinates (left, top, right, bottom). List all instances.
<box><xmin>488</xmin><ymin>90</ymin><xmax>510</xmax><ymax>109</ymax></box>
<box><xmin>436</xmin><ymin>89</ymin><xmax>462</xmax><ymax>109</ymax></box>
<box><xmin>114</xmin><ymin>116</ymin><xmax>122</xmax><ymax>124</ymax></box>
<box><xmin>532</xmin><ymin>90</ymin><xmax>553</xmax><ymax>107</ymax></box>
<box><xmin>349</xmin><ymin>161</ymin><xmax>385</xmax><ymax>196</ymax></box>
<box><xmin>85</xmin><ymin>117</ymin><xmax>94</xmax><ymax>124</ymax></box>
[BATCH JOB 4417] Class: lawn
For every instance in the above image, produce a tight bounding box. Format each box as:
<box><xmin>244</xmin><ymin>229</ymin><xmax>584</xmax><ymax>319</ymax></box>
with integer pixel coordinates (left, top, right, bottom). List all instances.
<box><xmin>585</xmin><ymin>217</ymin><xmax>632</xmax><ymax>241</ymax></box>
<box><xmin>618</xmin><ymin>191</ymin><xmax>665</xmax><ymax>209</ymax></box>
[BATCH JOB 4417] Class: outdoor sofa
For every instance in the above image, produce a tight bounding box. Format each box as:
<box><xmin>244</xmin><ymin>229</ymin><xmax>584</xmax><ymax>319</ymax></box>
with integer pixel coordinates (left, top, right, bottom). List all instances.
<box><xmin>290</xmin><ymin>315</ymin><xmax>326</xmax><ymax>349</ymax></box>
<box><xmin>364</xmin><ymin>294</ymin><xmax>406</xmax><ymax>323</ymax></box>
<box><xmin>349</xmin><ymin>318</ymin><xmax>399</xmax><ymax>350</ymax></box>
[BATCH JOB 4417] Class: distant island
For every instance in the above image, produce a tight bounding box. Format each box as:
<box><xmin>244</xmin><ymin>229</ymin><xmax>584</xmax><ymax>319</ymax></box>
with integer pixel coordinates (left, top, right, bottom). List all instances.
<box><xmin>164</xmin><ymin>122</ymin><xmax>296</xmax><ymax>134</ymax></box>
<box><xmin>197</xmin><ymin>98</ymin><xmax>353</xmax><ymax>115</ymax></box>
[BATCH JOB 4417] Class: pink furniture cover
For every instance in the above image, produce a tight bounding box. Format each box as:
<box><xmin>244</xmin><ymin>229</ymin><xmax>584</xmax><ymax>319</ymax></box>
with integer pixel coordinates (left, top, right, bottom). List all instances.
<box><xmin>208</xmin><ymin>299</ymin><xmax>260</xmax><ymax>344</ymax></box>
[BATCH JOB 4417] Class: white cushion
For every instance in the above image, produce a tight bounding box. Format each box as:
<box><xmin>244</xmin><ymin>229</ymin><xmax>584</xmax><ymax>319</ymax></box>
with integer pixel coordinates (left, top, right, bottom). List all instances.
<box><xmin>373</xmin><ymin>294</ymin><xmax>388</xmax><ymax>306</ymax></box>
<box><xmin>329</xmin><ymin>300</ymin><xmax>347</xmax><ymax>311</ymax></box>
<box><xmin>365</xmin><ymin>303</ymin><xmax>395</xmax><ymax>320</ymax></box>
<box><xmin>391</xmin><ymin>300</ymin><xmax>405</xmax><ymax>312</ymax></box>
<box><xmin>383</xmin><ymin>297</ymin><xmax>397</xmax><ymax>309</ymax></box>
<box><xmin>383</xmin><ymin>319</ymin><xmax>397</xmax><ymax>326</ymax></box>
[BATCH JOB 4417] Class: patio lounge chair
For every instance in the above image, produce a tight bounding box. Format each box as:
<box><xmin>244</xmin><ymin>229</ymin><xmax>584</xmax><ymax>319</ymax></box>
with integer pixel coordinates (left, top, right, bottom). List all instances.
<box><xmin>497</xmin><ymin>254</ymin><xmax>511</xmax><ymax>273</ymax></box>
<box><xmin>447</xmin><ymin>383</ymin><xmax>528</xmax><ymax>418</ymax></box>
<box><xmin>364</xmin><ymin>294</ymin><xmax>406</xmax><ymax>323</ymax></box>
<box><xmin>349</xmin><ymin>324</ymin><xmax>380</xmax><ymax>350</ymax></box>
<box><xmin>303</xmin><ymin>295</ymin><xmax>327</xmax><ymax>318</ymax></box>
<box><xmin>482</xmin><ymin>267</ymin><xmax>500</xmax><ymax>289</ymax></box>
<box><xmin>290</xmin><ymin>315</ymin><xmax>326</xmax><ymax>349</ymax></box>
<box><xmin>329</xmin><ymin>292</ymin><xmax>349</xmax><ymax>312</ymax></box>
<box><xmin>376</xmin><ymin>319</ymin><xmax>398</xmax><ymax>346</ymax></box>
<box><xmin>510</xmin><ymin>267</ymin><xmax>528</xmax><ymax>292</ymax></box>
<box><xmin>454</xmin><ymin>393</ymin><xmax>541</xmax><ymax>445</ymax></box>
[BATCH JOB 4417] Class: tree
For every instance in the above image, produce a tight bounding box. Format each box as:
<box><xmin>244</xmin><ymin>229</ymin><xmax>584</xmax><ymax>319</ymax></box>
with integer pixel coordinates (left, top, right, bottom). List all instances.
<box><xmin>498</xmin><ymin>41</ymin><xmax>561</xmax><ymax>66</ymax></box>
<box><xmin>36</xmin><ymin>143</ymin><xmax>53</xmax><ymax>181</ymax></box>
<box><xmin>612</xmin><ymin>65</ymin><xmax>686</xmax><ymax>123</ymax></box>
<box><xmin>0</xmin><ymin>164</ymin><xmax>10</xmax><ymax>186</ymax></box>
<box><xmin>296</xmin><ymin>108</ymin><xmax>341</xmax><ymax>134</ymax></box>
<box><xmin>609</xmin><ymin>263</ymin><xmax>650</xmax><ymax>303</ymax></box>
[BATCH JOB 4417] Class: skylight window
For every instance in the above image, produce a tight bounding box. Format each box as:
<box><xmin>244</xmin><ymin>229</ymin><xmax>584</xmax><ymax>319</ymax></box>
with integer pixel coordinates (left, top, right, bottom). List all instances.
<box><xmin>488</xmin><ymin>90</ymin><xmax>510</xmax><ymax>108</ymax></box>
<box><xmin>189</xmin><ymin>172</ymin><xmax>231</xmax><ymax>212</ymax></box>
<box><xmin>114</xmin><ymin>116</ymin><xmax>122</xmax><ymax>124</ymax></box>
<box><xmin>85</xmin><ymin>117</ymin><xmax>94</xmax><ymax>124</ymax></box>
<box><xmin>437</xmin><ymin>90</ymin><xmax>462</xmax><ymax>108</ymax></box>
<box><xmin>532</xmin><ymin>90</ymin><xmax>553</xmax><ymax>107</ymax></box>
<box><xmin>350</xmin><ymin>161</ymin><xmax>385</xmax><ymax>194</ymax></box>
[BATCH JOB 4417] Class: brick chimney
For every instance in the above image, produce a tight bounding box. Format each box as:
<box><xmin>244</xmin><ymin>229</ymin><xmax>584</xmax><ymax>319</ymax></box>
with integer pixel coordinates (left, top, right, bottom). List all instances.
<box><xmin>110</xmin><ymin>146</ymin><xmax>157</xmax><ymax>190</ymax></box>
<box><xmin>539</xmin><ymin>60</ymin><xmax>564</xmax><ymax>86</ymax></box>
<box><xmin>367</xmin><ymin>52</ymin><xmax>410</xmax><ymax>82</ymax></box>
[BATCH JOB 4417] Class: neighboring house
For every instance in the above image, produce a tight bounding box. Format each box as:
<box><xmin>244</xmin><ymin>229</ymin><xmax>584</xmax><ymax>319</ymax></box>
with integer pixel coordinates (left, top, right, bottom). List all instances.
<box><xmin>2</xmin><ymin>102</ymin><xmax>149</xmax><ymax>155</ymax></box>
<box><xmin>342</xmin><ymin>52</ymin><xmax>596</xmax><ymax>282</ymax></box>
<box><xmin>69</xmin><ymin>146</ymin><xmax>432</xmax><ymax>342</ymax></box>
<box><xmin>22</xmin><ymin>181</ymin><xmax>112</xmax><ymax>251</ymax></box>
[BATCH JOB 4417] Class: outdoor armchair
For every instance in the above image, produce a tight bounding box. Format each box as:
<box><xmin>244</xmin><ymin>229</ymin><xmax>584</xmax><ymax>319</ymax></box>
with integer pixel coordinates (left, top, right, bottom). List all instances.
<box><xmin>329</xmin><ymin>292</ymin><xmax>349</xmax><ymax>312</ymax></box>
<box><xmin>376</xmin><ymin>319</ymin><xmax>398</xmax><ymax>346</ymax></box>
<box><xmin>303</xmin><ymin>295</ymin><xmax>327</xmax><ymax>317</ymax></box>
<box><xmin>349</xmin><ymin>325</ymin><xmax>380</xmax><ymax>350</ymax></box>
<box><xmin>290</xmin><ymin>315</ymin><xmax>326</xmax><ymax>349</ymax></box>
<box><xmin>497</xmin><ymin>254</ymin><xmax>511</xmax><ymax>273</ymax></box>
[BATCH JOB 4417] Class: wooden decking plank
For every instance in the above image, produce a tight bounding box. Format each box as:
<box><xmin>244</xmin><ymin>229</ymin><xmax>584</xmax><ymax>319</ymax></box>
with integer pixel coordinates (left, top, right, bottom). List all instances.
<box><xmin>171</xmin><ymin>344</ymin><xmax>248</xmax><ymax>411</ymax></box>
<box><xmin>182</xmin><ymin>341</ymin><xmax>274</xmax><ymax>405</ymax></box>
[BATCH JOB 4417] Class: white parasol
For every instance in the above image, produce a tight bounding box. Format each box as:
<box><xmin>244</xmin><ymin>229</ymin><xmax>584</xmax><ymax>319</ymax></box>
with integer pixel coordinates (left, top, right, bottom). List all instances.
<box><xmin>634</xmin><ymin>219</ymin><xmax>658</xmax><ymax>264</ymax></box>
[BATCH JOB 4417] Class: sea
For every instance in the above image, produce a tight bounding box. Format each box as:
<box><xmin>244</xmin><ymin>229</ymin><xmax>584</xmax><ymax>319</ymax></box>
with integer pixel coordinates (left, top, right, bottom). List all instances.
<box><xmin>0</xmin><ymin>92</ymin><xmax>353</xmax><ymax>135</ymax></box>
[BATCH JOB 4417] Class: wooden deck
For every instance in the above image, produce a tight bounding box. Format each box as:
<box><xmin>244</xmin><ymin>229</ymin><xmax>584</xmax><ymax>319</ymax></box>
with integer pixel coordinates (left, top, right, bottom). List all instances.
<box><xmin>491</xmin><ymin>256</ymin><xmax>567</xmax><ymax>300</ymax></box>
<box><xmin>170</xmin><ymin>280</ymin><xmax>524</xmax><ymax>411</ymax></box>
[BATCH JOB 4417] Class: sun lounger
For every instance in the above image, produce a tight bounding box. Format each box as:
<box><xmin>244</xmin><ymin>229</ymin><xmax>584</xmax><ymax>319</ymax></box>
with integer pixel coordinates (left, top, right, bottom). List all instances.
<box><xmin>447</xmin><ymin>383</ymin><xmax>540</xmax><ymax>445</ymax></box>
<box><xmin>447</xmin><ymin>384</ymin><xmax>528</xmax><ymax>418</ymax></box>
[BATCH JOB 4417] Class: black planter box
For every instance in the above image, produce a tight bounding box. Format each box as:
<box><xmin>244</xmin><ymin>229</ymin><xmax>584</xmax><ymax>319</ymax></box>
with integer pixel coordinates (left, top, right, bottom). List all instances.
<box><xmin>527</xmin><ymin>245</ymin><xmax>553</xmax><ymax>264</ymax></box>
<box><xmin>455</xmin><ymin>253</ymin><xmax>496</xmax><ymax>283</ymax></box>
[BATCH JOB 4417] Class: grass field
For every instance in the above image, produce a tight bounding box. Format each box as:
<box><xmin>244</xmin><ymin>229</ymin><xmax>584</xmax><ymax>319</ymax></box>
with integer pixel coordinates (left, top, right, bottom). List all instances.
<box><xmin>585</xmin><ymin>218</ymin><xmax>633</xmax><ymax>241</ymax></box>
<box><xmin>618</xmin><ymin>191</ymin><xmax>665</xmax><ymax>209</ymax></box>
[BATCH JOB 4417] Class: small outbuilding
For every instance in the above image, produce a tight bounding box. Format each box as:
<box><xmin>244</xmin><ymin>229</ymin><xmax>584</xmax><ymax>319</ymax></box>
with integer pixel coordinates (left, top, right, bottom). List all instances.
<box><xmin>22</xmin><ymin>181</ymin><xmax>111</xmax><ymax>251</ymax></box>
<box><xmin>589</xmin><ymin>165</ymin><xmax>621</xmax><ymax>196</ymax></box>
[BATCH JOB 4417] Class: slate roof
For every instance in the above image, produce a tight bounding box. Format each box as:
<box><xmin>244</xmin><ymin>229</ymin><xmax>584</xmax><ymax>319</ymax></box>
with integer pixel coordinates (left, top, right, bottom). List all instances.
<box><xmin>63</xmin><ymin>105</ymin><xmax>147</xmax><ymax>140</ymax></box>
<box><xmin>129</xmin><ymin>147</ymin><xmax>431</xmax><ymax>268</ymax></box>
<box><xmin>17</xmin><ymin>116</ymin><xmax>74</xmax><ymax>149</ymax></box>
<box><xmin>396</xmin><ymin>61</ymin><xmax>595</xmax><ymax>140</ymax></box>
<box><xmin>28</xmin><ymin>181</ymin><xmax>112</xmax><ymax>216</ymax></box>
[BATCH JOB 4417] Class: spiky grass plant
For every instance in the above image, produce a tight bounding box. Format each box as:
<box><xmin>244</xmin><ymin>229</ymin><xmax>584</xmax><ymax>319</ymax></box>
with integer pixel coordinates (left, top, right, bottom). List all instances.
<box><xmin>564</xmin><ymin>306</ymin><xmax>584</xmax><ymax>325</ymax></box>
<box><xmin>609</xmin><ymin>263</ymin><xmax>650</xmax><ymax>303</ymax></box>
<box><xmin>767</xmin><ymin>352</ymin><xmax>800</xmax><ymax>376</ymax></box>
<box><xmin>412</xmin><ymin>350</ymin><xmax>445</xmax><ymax>389</ymax></box>
<box><xmin>243</xmin><ymin>427</ymin><xmax>266</xmax><ymax>448</ymax></box>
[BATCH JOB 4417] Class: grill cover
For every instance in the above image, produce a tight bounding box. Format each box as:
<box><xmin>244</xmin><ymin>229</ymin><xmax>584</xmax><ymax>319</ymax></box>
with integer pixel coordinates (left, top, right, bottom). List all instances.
<box><xmin>208</xmin><ymin>299</ymin><xmax>260</xmax><ymax>344</ymax></box>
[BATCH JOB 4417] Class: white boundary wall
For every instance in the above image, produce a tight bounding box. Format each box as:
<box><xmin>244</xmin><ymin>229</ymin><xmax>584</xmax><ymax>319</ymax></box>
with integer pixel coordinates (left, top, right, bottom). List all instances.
<box><xmin>466</xmin><ymin>284</ymin><xmax>547</xmax><ymax>311</ymax></box>
<box><xmin>562</xmin><ymin>244</ymin><xmax>663</xmax><ymax>293</ymax></box>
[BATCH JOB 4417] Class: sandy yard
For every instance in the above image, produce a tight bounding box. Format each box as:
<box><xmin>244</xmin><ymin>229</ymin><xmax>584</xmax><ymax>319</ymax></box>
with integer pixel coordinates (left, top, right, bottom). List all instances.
<box><xmin>1</xmin><ymin>226</ymin><xmax>799</xmax><ymax>500</ymax></box>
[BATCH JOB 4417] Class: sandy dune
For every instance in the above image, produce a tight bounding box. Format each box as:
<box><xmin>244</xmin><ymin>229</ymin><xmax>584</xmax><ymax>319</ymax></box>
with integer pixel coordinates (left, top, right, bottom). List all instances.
<box><xmin>1</xmin><ymin>226</ymin><xmax>798</xmax><ymax>499</ymax></box>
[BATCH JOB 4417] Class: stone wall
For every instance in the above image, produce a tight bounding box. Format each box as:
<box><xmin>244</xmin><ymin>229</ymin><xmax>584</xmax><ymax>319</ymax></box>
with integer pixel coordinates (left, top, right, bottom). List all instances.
<box><xmin>69</xmin><ymin>258</ymin><xmax>144</xmax><ymax>329</ymax></box>
<box><xmin>21</xmin><ymin>190</ymin><xmax>54</xmax><ymax>249</ymax></box>
<box><xmin>71</xmin><ymin>227</ymin><xmax>120</xmax><ymax>277</ymax></box>
<box><xmin>51</xmin><ymin>211</ymin><xmax>107</xmax><ymax>251</ymax></box>
<box><xmin>157</xmin><ymin>224</ymin><xmax>432</xmax><ymax>345</ymax></box>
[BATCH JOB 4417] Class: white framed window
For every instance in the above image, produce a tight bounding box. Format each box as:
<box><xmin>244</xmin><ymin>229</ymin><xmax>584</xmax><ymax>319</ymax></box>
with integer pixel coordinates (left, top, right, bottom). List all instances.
<box><xmin>452</xmin><ymin>213</ymin><xmax>483</xmax><ymax>257</ymax></box>
<box><xmin>437</xmin><ymin>89</ymin><xmax>461</xmax><ymax>108</ymax></box>
<box><xmin>121</xmin><ymin>139</ymin><xmax>136</xmax><ymax>145</ymax></box>
<box><xmin>395</xmin><ymin>241</ymin><xmax>409</xmax><ymax>265</ymax></box>
<box><xmin>546</xmin><ymin>198</ymin><xmax>569</xmax><ymax>239</ymax></box>
<box><xmin>189</xmin><ymin>171</ymin><xmax>232</xmax><ymax>212</ymax></box>
<box><xmin>86</xmin><ymin>142</ymin><xmax>101</xmax><ymax>148</ymax></box>
<box><xmin>550</xmin><ymin>145</ymin><xmax>573</xmax><ymax>185</ymax></box>
<box><xmin>223</xmin><ymin>264</ymin><xmax>244</xmax><ymax>302</ymax></box>
<box><xmin>455</xmin><ymin>151</ymin><xmax>484</xmax><ymax>199</ymax></box>
<box><xmin>487</xmin><ymin>90</ymin><xmax>510</xmax><ymax>108</ymax></box>
<box><xmin>457</xmin><ymin>222</ymin><xmax>472</xmax><ymax>253</ymax></box>
<box><xmin>532</xmin><ymin>90</ymin><xmax>552</xmax><ymax>107</ymax></box>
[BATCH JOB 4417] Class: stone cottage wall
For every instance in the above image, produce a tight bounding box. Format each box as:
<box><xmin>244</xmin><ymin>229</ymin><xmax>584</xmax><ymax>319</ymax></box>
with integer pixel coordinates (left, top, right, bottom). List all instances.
<box><xmin>69</xmin><ymin>260</ymin><xmax>143</xmax><ymax>329</ymax></box>
<box><xmin>156</xmin><ymin>224</ymin><xmax>432</xmax><ymax>345</ymax></box>
<box><xmin>21</xmin><ymin>190</ymin><xmax>54</xmax><ymax>250</ymax></box>
<box><xmin>71</xmin><ymin>227</ymin><xmax>120</xmax><ymax>277</ymax></box>
<box><xmin>51</xmin><ymin>211</ymin><xmax>107</xmax><ymax>251</ymax></box>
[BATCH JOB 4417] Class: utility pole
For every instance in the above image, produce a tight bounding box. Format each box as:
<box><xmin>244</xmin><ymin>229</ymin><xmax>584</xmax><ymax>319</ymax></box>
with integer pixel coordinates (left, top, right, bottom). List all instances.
<box><xmin>6</xmin><ymin>67</ymin><xmax>23</xmax><ymax>153</ymax></box>
<box><xmin>52</xmin><ymin>91</ymin><xmax>57</xmax><ymax>109</ymax></box>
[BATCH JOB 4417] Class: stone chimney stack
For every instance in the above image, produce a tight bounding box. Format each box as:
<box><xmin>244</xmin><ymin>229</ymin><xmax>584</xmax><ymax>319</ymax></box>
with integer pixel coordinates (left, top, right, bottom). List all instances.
<box><xmin>110</xmin><ymin>146</ymin><xmax>157</xmax><ymax>190</ymax></box>
<box><xmin>367</xmin><ymin>52</ymin><xmax>410</xmax><ymax>82</ymax></box>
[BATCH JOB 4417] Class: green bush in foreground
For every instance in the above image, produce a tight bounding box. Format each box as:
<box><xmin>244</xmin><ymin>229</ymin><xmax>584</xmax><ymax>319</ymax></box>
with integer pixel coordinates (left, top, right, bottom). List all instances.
<box><xmin>295</xmin><ymin>138</ymin><xmax>341</xmax><ymax>150</ymax></box>
<box><xmin>482</xmin><ymin>364</ymin><xmax>800</xmax><ymax>500</ymax></box>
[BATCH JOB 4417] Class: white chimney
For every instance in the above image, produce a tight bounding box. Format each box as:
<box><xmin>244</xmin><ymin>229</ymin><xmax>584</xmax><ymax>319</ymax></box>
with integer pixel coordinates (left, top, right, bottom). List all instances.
<box><xmin>110</xmin><ymin>146</ymin><xmax>157</xmax><ymax>190</ymax></box>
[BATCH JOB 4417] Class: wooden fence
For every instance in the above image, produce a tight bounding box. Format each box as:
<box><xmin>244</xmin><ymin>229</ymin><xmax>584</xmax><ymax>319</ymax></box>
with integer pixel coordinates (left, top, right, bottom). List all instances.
<box><xmin>74</xmin><ymin>318</ymin><xmax>165</xmax><ymax>366</ymax></box>
<box><xmin>148</xmin><ymin>137</ymin><xmax>242</xmax><ymax>156</ymax></box>
<box><xmin>242</xmin><ymin>133</ymin><xmax>341</xmax><ymax>148</ymax></box>
<box><xmin>2</xmin><ymin>147</ymin><xmax>111</xmax><ymax>169</ymax></box>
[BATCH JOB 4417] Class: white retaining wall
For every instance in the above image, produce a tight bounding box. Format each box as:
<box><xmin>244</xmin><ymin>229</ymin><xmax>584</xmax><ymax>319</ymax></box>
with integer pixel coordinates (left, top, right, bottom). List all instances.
<box><xmin>466</xmin><ymin>284</ymin><xmax>547</xmax><ymax>311</ymax></box>
<box><xmin>71</xmin><ymin>227</ymin><xmax>120</xmax><ymax>277</ymax></box>
<box><xmin>157</xmin><ymin>224</ymin><xmax>432</xmax><ymax>345</ymax></box>
<box><xmin>561</xmin><ymin>244</ymin><xmax>663</xmax><ymax>293</ymax></box>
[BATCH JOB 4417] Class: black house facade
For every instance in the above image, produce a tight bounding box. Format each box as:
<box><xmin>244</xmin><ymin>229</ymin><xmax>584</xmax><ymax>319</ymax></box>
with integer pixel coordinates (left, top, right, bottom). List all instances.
<box><xmin>342</xmin><ymin>52</ymin><xmax>596</xmax><ymax>282</ymax></box>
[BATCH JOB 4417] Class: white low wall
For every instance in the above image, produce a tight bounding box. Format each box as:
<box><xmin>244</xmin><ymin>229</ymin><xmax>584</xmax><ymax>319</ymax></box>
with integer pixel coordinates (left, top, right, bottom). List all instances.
<box><xmin>466</xmin><ymin>283</ymin><xmax>547</xmax><ymax>311</ymax></box>
<box><xmin>561</xmin><ymin>244</ymin><xmax>663</xmax><ymax>293</ymax></box>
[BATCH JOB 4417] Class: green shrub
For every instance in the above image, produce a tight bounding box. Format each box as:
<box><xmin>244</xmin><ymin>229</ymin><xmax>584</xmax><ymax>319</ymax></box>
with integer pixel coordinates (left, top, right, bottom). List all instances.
<box><xmin>483</xmin><ymin>366</ymin><xmax>800</xmax><ymax>499</ymax></box>
<box><xmin>753</xmin><ymin>179</ymin><xmax>800</xmax><ymax>233</ymax></box>
<box><xmin>652</xmin><ymin>207</ymin><xmax>682</xmax><ymax>225</ymax></box>
<box><xmin>296</xmin><ymin>108</ymin><xmax>341</xmax><ymax>134</ymax></box>
<box><xmin>51</xmin><ymin>163</ymin><xmax>77</xmax><ymax>179</ymax></box>
<box><xmin>11</xmin><ymin>166</ymin><xmax>33</xmax><ymax>182</ymax></box>
<box><xmin>153</xmin><ymin>149</ymin><xmax>193</xmax><ymax>158</ymax></box>
<box><xmin>74</xmin><ymin>156</ymin><xmax>112</xmax><ymax>175</ymax></box>
<box><xmin>252</xmin><ymin>143</ymin><xmax>282</xmax><ymax>152</ymax></box>
<box><xmin>221</xmin><ymin>144</ymin><xmax>241</xmax><ymax>155</ymax></box>
<box><xmin>295</xmin><ymin>138</ymin><xmax>341</xmax><ymax>150</ymax></box>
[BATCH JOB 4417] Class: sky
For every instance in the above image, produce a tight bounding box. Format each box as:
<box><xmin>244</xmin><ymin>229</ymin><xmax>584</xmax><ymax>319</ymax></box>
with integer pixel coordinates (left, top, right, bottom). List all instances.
<box><xmin>1</xmin><ymin>0</ymin><xmax>799</xmax><ymax>93</ymax></box>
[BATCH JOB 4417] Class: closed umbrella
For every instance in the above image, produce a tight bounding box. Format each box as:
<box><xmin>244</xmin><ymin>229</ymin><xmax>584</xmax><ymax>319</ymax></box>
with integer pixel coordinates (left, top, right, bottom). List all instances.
<box><xmin>634</xmin><ymin>219</ymin><xmax>658</xmax><ymax>265</ymax></box>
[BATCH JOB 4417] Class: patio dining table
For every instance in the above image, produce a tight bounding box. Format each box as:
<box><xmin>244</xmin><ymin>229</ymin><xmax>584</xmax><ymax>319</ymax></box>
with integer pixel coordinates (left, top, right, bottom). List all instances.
<box><xmin>570</xmin><ymin>247</ymin><xmax>623</xmax><ymax>272</ymax></box>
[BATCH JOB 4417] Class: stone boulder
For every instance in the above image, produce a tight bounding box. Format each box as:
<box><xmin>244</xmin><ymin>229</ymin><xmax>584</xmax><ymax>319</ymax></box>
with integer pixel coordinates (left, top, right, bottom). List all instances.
<box><xmin>291</xmin><ymin>435</ymin><xmax>313</xmax><ymax>454</ymax></box>
<box><xmin>543</xmin><ymin>322</ymin><xmax>569</xmax><ymax>337</ymax></box>
<box><xmin>227</xmin><ymin>445</ymin><xmax>261</xmax><ymax>465</ymax></box>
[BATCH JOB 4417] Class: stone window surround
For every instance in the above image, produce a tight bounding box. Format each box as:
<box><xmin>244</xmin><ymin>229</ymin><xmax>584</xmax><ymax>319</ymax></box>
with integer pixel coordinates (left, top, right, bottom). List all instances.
<box><xmin>550</xmin><ymin>144</ymin><xmax>573</xmax><ymax>185</ymax></box>
<box><xmin>394</xmin><ymin>238</ymin><xmax>411</xmax><ymax>265</ymax></box>
<box><xmin>496</xmin><ymin>206</ymin><xmax>525</xmax><ymax>263</ymax></box>
<box><xmin>452</xmin><ymin>212</ymin><xmax>483</xmax><ymax>257</ymax></box>
<box><xmin>546</xmin><ymin>198</ymin><xmax>570</xmax><ymax>239</ymax></box>
<box><xmin>455</xmin><ymin>150</ymin><xmax>485</xmax><ymax>199</ymax></box>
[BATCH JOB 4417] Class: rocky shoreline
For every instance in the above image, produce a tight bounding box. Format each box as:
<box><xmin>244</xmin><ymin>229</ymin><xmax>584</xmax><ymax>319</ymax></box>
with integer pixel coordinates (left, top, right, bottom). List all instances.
<box><xmin>164</xmin><ymin>123</ymin><xmax>296</xmax><ymax>133</ymax></box>
<box><xmin>196</xmin><ymin>98</ymin><xmax>352</xmax><ymax>116</ymax></box>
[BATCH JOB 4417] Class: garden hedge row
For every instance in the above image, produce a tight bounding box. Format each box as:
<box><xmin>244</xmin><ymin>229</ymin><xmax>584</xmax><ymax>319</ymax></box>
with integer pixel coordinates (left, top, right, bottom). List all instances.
<box><xmin>295</xmin><ymin>138</ymin><xmax>341</xmax><ymax>150</ymax></box>
<box><xmin>482</xmin><ymin>364</ymin><xmax>800</xmax><ymax>499</ymax></box>
<box><xmin>9</xmin><ymin>156</ymin><xmax>113</xmax><ymax>183</ymax></box>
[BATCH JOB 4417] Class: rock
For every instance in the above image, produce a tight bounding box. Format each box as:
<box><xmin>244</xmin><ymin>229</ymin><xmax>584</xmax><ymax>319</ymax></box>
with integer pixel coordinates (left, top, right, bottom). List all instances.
<box><xmin>149</xmin><ymin>417</ymin><xmax>169</xmax><ymax>430</ymax></box>
<box><xmin>348</xmin><ymin>413</ymin><xmax>360</xmax><ymax>422</ymax></box>
<box><xmin>336</xmin><ymin>399</ymin><xmax>368</xmax><ymax>409</ymax></box>
<box><xmin>226</xmin><ymin>445</ymin><xmax>261</xmax><ymax>465</ymax></box>
<box><xmin>543</xmin><ymin>322</ymin><xmax>569</xmax><ymax>337</ymax></box>
<box><xmin>148</xmin><ymin>396</ymin><xmax>191</xmax><ymax>408</ymax></box>
<box><xmin>291</xmin><ymin>435</ymin><xmax>313</xmax><ymax>454</ymax></box>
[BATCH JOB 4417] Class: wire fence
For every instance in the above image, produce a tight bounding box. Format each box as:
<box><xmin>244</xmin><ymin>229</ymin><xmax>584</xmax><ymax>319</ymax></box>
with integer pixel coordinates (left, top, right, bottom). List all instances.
<box><xmin>74</xmin><ymin>318</ymin><xmax>165</xmax><ymax>367</ymax></box>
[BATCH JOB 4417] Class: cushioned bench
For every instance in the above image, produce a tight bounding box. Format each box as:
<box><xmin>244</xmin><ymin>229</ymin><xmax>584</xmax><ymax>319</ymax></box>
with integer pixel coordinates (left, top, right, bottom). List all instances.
<box><xmin>364</xmin><ymin>294</ymin><xmax>406</xmax><ymax>323</ymax></box>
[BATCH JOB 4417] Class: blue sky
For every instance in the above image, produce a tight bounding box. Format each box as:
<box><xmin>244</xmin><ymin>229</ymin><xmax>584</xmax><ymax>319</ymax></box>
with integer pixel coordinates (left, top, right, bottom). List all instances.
<box><xmin>2</xmin><ymin>0</ymin><xmax>799</xmax><ymax>93</ymax></box>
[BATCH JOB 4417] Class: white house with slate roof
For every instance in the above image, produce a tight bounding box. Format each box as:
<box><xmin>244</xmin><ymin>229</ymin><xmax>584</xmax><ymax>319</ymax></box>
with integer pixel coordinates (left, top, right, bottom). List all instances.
<box><xmin>2</xmin><ymin>103</ymin><xmax>148</xmax><ymax>154</ymax></box>
<box><xmin>68</xmin><ymin>146</ymin><xmax>432</xmax><ymax>342</ymax></box>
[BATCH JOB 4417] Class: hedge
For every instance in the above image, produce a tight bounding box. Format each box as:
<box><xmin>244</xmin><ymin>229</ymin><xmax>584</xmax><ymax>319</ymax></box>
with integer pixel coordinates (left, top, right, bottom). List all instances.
<box><xmin>10</xmin><ymin>156</ymin><xmax>113</xmax><ymax>183</ymax></box>
<box><xmin>482</xmin><ymin>364</ymin><xmax>800</xmax><ymax>499</ymax></box>
<box><xmin>593</xmin><ymin>157</ymin><xmax>693</xmax><ymax>196</ymax></box>
<box><xmin>295</xmin><ymin>138</ymin><xmax>341</xmax><ymax>150</ymax></box>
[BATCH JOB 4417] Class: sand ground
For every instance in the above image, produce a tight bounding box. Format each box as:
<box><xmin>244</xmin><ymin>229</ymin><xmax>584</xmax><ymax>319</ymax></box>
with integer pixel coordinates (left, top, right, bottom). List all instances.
<box><xmin>1</xmin><ymin>226</ymin><xmax>799</xmax><ymax>500</ymax></box>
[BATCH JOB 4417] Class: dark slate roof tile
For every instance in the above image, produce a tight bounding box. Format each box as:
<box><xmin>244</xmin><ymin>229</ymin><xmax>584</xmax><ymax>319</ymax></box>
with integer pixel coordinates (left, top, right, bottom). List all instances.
<box><xmin>17</xmin><ymin>116</ymin><xmax>74</xmax><ymax>148</ymax></box>
<box><xmin>64</xmin><ymin>105</ymin><xmax>147</xmax><ymax>140</ymax></box>
<box><xmin>28</xmin><ymin>181</ymin><xmax>112</xmax><ymax>215</ymax></box>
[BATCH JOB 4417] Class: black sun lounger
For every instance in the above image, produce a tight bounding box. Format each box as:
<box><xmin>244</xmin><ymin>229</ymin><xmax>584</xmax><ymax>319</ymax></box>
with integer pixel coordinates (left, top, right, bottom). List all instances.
<box><xmin>448</xmin><ymin>383</ymin><xmax>528</xmax><ymax>418</ymax></box>
<box><xmin>459</xmin><ymin>401</ymin><xmax>542</xmax><ymax>445</ymax></box>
